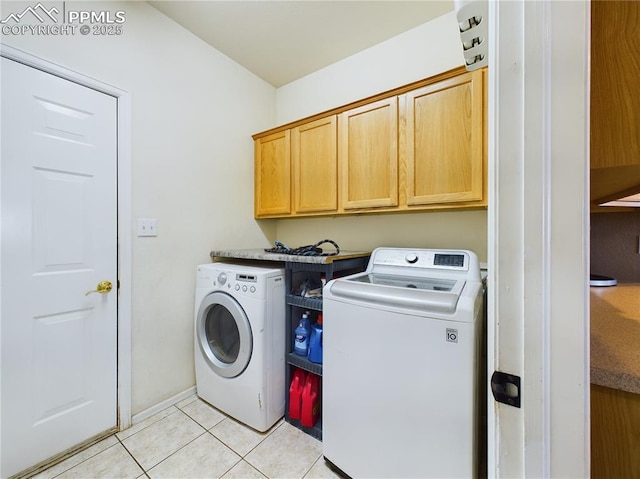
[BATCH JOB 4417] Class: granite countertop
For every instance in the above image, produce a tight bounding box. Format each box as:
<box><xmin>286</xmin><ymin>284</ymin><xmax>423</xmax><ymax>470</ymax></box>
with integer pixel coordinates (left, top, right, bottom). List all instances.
<box><xmin>591</xmin><ymin>283</ymin><xmax>640</xmax><ymax>394</ymax></box>
<box><xmin>210</xmin><ymin>248</ymin><xmax>370</xmax><ymax>265</ymax></box>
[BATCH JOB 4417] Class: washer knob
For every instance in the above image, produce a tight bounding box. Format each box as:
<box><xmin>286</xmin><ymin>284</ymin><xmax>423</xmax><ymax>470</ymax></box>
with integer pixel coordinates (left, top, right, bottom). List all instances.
<box><xmin>250</xmin><ymin>286</ymin><xmax>256</xmax><ymax>293</ymax></box>
<box><xmin>242</xmin><ymin>285</ymin><xmax>247</xmax><ymax>292</ymax></box>
<box><xmin>405</xmin><ymin>253</ymin><xmax>418</xmax><ymax>264</ymax></box>
<box><xmin>217</xmin><ymin>272</ymin><xmax>227</xmax><ymax>285</ymax></box>
<box><xmin>235</xmin><ymin>284</ymin><xmax>240</xmax><ymax>291</ymax></box>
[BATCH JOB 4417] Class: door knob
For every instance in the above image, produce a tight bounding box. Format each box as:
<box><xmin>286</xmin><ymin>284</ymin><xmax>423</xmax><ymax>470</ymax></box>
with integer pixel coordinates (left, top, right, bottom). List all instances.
<box><xmin>85</xmin><ymin>280</ymin><xmax>113</xmax><ymax>296</ymax></box>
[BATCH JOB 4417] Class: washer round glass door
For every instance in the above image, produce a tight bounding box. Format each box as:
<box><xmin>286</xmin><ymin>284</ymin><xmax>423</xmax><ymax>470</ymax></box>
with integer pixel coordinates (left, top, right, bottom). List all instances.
<box><xmin>196</xmin><ymin>291</ymin><xmax>252</xmax><ymax>378</ymax></box>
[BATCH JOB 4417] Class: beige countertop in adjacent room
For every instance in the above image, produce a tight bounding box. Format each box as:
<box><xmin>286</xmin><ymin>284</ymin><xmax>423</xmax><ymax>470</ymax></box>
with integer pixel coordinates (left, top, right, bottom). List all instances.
<box><xmin>591</xmin><ymin>283</ymin><xmax>640</xmax><ymax>394</ymax></box>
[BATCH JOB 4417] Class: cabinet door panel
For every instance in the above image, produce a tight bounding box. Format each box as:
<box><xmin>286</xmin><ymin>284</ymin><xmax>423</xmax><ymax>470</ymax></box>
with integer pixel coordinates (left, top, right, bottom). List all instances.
<box><xmin>591</xmin><ymin>0</ymin><xmax>640</xmax><ymax>169</ymax></box>
<box><xmin>591</xmin><ymin>384</ymin><xmax>640</xmax><ymax>478</ymax></box>
<box><xmin>292</xmin><ymin>116</ymin><xmax>337</xmax><ymax>214</ymax></box>
<box><xmin>339</xmin><ymin>98</ymin><xmax>398</xmax><ymax>210</ymax></box>
<box><xmin>404</xmin><ymin>70</ymin><xmax>483</xmax><ymax>205</ymax></box>
<box><xmin>255</xmin><ymin>130</ymin><xmax>291</xmax><ymax>217</ymax></box>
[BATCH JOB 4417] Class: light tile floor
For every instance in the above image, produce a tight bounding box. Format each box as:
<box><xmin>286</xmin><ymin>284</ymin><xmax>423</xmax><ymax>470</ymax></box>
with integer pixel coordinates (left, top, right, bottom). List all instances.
<box><xmin>32</xmin><ymin>394</ymin><xmax>340</xmax><ymax>479</ymax></box>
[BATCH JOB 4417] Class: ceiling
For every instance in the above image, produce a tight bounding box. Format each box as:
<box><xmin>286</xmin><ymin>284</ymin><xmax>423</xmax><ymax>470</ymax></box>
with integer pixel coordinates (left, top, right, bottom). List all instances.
<box><xmin>148</xmin><ymin>1</ymin><xmax>454</xmax><ymax>87</ymax></box>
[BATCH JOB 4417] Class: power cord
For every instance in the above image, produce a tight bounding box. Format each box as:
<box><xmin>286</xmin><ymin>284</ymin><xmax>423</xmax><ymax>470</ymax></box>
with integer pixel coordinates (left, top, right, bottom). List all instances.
<box><xmin>264</xmin><ymin>239</ymin><xmax>340</xmax><ymax>256</ymax></box>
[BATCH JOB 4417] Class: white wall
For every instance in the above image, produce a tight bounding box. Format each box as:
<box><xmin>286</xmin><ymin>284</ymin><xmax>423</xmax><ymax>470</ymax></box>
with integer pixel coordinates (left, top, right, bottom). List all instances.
<box><xmin>1</xmin><ymin>1</ymin><xmax>276</xmax><ymax>414</ymax></box>
<box><xmin>273</xmin><ymin>12</ymin><xmax>488</xmax><ymax>261</ymax></box>
<box><xmin>277</xmin><ymin>12</ymin><xmax>464</xmax><ymax>124</ymax></box>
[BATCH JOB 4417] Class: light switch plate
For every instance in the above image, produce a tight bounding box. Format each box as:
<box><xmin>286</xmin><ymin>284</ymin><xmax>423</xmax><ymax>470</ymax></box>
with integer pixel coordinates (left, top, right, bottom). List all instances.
<box><xmin>137</xmin><ymin>218</ymin><xmax>157</xmax><ymax>237</ymax></box>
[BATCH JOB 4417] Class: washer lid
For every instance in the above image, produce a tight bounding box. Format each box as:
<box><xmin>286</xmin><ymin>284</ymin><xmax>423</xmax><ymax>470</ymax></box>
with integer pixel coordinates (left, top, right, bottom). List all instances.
<box><xmin>329</xmin><ymin>272</ymin><xmax>465</xmax><ymax>314</ymax></box>
<box><xmin>350</xmin><ymin>273</ymin><xmax>458</xmax><ymax>292</ymax></box>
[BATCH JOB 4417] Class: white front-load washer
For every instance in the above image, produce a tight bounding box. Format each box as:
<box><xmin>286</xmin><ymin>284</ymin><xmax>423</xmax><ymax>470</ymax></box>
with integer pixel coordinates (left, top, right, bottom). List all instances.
<box><xmin>194</xmin><ymin>262</ymin><xmax>285</xmax><ymax>432</ymax></box>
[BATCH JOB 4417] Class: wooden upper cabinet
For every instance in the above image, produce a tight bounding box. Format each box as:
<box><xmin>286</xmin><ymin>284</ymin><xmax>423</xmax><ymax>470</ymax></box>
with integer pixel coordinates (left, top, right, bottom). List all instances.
<box><xmin>591</xmin><ymin>0</ymin><xmax>640</xmax><ymax>169</ymax></box>
<box><xmin>292</xmin><ymin>116</ymin><xmax>338</xmax><ymax>214</ymax></box>
<box><xmin>252</xmin><ymin>66</ymin><xmax>487</xmax><ymax>218</ymax></box>
<box><xmin>254</xmin><ymin>130</ymin><xmax>291</xmax><ymax>217</ymax></box>
<box><xmin>339</xmin><ymin>97</ymin><xmax>398</xmax><ymax>210</ymax></box>
<box><xmin>402</xmin><ymin>69</ymin><xmax>484</xmax><ymax>206</ymax></box>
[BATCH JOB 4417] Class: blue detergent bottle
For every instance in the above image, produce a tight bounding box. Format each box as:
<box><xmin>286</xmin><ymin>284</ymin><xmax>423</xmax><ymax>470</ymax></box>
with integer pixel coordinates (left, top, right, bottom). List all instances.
<box><xmin>294</xmin><ymin>313</ymin><xmax>310</xmax><ymax>356</ymax></box>
<box><xmin>308</xmin><ymin>313</ymin><xmax>323</xmax><ymax>363</ymax></box>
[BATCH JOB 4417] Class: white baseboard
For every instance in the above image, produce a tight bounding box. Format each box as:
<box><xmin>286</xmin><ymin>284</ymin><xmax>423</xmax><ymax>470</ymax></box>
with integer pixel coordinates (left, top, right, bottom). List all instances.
<box><xmin>131</xmin><ymin>386</ymin><xmax>197</xmax><ymax>425</ymax></box>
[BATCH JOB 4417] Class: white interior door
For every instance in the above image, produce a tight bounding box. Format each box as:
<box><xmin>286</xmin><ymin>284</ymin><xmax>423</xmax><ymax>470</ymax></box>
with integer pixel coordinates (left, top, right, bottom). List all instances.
<box><xmin>1</xmin><ymin>57</ymin><xmax>118</xmax><ymax>478</ymax></box>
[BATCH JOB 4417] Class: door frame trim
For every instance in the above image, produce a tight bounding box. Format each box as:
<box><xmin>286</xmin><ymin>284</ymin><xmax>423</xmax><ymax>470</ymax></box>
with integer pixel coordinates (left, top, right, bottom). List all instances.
<box><xmin>487</xmin><ymin>1</ymin><xmax>590</xmax><ymax>476</ymax></box>
<box><xmin>0</xmin><ymin>44</ymin><xmax>133</xmax><ymax>431</ymax></box>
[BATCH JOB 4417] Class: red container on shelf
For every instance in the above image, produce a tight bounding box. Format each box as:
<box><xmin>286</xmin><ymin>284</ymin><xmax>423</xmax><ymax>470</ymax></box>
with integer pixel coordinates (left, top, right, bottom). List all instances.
<box><xmin>288</xmin><ymin>368</ymin><xmax>306</xmax><ymax>420</ymax></box>
<box><xmin>301</xmin><ymin>373</ymin><xmax>320</xmax><ymax>427</ymax></box>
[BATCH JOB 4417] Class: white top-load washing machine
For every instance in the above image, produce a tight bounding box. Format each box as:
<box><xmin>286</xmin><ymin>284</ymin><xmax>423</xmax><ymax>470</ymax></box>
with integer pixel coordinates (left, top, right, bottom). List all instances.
<box><xmin>323</xmin><ymin>248</ymin><xmax>484</xmax><ymax>478</ymax></box>
<box><xmin>194</xmin><ymin>263</ymin><xmax>285</xmax><ymax>432</ymax></box>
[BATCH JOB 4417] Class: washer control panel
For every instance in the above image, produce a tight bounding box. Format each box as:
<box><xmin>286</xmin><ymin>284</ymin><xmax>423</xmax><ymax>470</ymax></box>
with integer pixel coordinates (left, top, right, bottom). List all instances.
<box><xmin>372</xmin><ymin>249</ymin><xmax>469</xmax><ymax>270</ymax></box>
<box><xmin>196</xmin><ymin>264</ymin><xmax>284</xmax><ymax>300</ymax></box>
<box><xmin>234</xmin><ymin>274</ymin><xmax>257</xmax><ymax>293</ymax></box>
<box><xmin>234</xmin><ymin>277</ymin><xmax>257</xmax><ymax>294</ymax></box>
<box><xmin>365</xmin><ymin>248</ymin><xmax>481</xmax><ymax>282</ymax></box>
<box><xmin>215</xmin><ymin>273</ymin><xmax>259</xmax><ymax>295</ymax></box>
